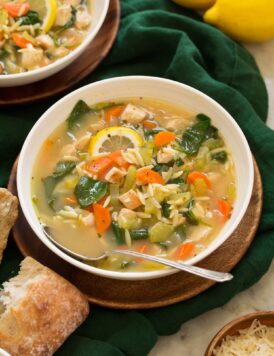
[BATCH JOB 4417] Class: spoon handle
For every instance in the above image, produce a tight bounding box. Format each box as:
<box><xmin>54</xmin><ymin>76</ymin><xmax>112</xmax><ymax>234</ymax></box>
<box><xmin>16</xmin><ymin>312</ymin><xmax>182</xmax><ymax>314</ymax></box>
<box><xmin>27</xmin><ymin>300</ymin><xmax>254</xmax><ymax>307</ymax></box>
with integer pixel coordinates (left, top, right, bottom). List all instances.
<box><xmin>109</xmin><ymin>250</ymin><xmax>233</xmax><ymax>282</ymax></box>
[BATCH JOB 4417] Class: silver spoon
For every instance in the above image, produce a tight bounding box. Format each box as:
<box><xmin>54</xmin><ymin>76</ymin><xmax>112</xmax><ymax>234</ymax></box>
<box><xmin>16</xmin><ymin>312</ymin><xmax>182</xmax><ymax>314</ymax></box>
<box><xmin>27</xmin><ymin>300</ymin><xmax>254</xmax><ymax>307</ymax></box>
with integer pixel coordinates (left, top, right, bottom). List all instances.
<box><xmin>42</xmin><ymin>226</ymin><xmax>233</xmax><ymax>282</ymax></box>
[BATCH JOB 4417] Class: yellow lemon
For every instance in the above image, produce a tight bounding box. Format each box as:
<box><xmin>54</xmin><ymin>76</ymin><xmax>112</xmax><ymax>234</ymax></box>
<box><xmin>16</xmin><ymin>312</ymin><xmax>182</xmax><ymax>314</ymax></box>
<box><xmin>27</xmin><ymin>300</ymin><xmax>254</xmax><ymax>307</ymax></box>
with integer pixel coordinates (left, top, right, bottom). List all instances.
<box><xmin>171</xmin><ymin>0</ymin><xmax>215</xmax><ymax>11</ymax></box>
<box><xmin>204</xmin><ymin>0</ymin><xmax>274</xmax><ymax>43</ymax></box>
<box><xmin>29</xmin><ymin>0</ymin><xmax>57</xmax><ymax>32</ymax></box>
<box><xmin>89</xmin><ymin>127</ymin><xmax>143</xmax><ymax>157</ymax></box>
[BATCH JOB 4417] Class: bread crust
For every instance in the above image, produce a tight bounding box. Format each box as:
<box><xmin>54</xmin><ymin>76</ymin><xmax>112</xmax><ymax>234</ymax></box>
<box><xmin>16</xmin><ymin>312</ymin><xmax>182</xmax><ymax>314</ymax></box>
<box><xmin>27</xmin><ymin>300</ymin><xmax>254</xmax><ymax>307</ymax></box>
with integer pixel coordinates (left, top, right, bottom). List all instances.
<box><xmin>0</xmin><ymin>189</ymin><xmax>18</xmax><ymax>263</ymax></box>
<box><xmin>0</xmin><ymin>257</ymin><xmax>89</xmax><ymax>355</ymax></box>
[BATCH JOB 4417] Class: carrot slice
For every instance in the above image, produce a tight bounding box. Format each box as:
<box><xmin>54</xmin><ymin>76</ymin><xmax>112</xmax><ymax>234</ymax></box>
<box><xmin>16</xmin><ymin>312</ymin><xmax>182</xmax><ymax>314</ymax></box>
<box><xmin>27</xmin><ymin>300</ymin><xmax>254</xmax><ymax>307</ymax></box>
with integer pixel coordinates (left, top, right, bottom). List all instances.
<box><xmin>143</xmin><ymin>120</ymin><xmax>157</xmax><ymax>130</ymax></box>
<box><xmin>105</xmin><ymin>106</ymin><xmax>125</xmax><ymax>123</ymax></box>
<box><xmin>12</xmin><ymin>33</ymin><xmax>30</xmax><ymax>48</ymax></box>
<box><xmin>154</xmin><ymin>131</ymin><xmax>176</xmax><ymax>147</ymax></box>
<box><xmin>4</xmin><ymin>2</ymin><xmax>30</xmax><ymax>17</ymax></box>
<box><xmin>217</xmin><ymin>199</ymin><xmax>232</xmax><ymax>221</ymax></box>
<box><xmin>84</xmin><ymin>157</ymin><xmax>114</xmax><ymax>180</ymax></box>
<box><xmin>109</xmin><ymin>150</ymin><xmax>130</xmax><ymax>170</ymax></box>
<box><xmin>188</xmin><ymin>171</ymin><xmax>211</xmax><ymax>189</ymax></box>
<box><xmin>136</xmin><ymin>168</ymin><xmax>164</xmax><ymax>185</ymax></box>
<box><xmin>173</xmin><ymin>242</ymin><xmax>195</xmax><ymax>260</ymax></box>
<box><xmin>93</xmin><ymin>204</ymin><xmax>111</xmax><ymax>234</ymax></box>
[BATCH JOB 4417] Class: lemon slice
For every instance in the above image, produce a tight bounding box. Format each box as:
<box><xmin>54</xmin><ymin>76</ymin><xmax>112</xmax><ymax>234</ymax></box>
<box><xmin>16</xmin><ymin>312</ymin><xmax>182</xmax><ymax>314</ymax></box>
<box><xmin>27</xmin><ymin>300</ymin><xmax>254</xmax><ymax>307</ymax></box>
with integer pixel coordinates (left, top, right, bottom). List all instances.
<box><xmin>89</xmin><ymin>127</ymin><xmax>143</xmax><ymax>157</ymax></box>
<box><xmin>29</xmin><ymin>0</ymin><xmax>57</xmax><ymax>32</ymax></box>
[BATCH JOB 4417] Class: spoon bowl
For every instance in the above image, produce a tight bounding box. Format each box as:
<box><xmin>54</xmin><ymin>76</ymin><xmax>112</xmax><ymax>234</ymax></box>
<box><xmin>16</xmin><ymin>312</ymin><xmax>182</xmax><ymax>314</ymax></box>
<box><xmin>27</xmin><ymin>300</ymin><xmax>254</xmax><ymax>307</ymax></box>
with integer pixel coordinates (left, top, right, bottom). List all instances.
<box><xmin>42</xmin><ymin>226</ymin><xmax>233</xmax><ymax>283</ymax></box>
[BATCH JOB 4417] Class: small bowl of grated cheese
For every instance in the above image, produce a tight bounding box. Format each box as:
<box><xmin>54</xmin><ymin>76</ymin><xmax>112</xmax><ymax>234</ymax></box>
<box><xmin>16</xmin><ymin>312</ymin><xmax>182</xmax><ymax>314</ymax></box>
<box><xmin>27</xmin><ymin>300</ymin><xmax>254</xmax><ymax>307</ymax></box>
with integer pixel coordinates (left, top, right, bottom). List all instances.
<box><xmin>205</xmin><ymin>311</ymin><xmax>274</xmax><ymax>356</ymax></box>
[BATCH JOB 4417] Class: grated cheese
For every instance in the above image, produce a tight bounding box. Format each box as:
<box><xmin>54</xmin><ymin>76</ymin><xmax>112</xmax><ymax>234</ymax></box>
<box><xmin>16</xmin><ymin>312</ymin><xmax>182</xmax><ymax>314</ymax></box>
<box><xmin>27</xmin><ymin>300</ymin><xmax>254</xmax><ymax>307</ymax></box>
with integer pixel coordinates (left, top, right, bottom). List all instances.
<box><xmin>213</xmin><ymin>319</ymin><xmax>274</xmax><ymax>356</ymax></box>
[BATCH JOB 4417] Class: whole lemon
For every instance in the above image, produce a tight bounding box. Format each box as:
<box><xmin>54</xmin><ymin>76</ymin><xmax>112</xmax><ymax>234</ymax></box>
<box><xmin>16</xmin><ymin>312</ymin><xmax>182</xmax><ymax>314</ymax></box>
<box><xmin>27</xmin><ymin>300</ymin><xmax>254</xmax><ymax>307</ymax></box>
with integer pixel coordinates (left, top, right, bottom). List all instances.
<box><xmin>171</xmin><ymin>0</ymin><xmax>215</xmax><ymax>11</ymax></box>
<box><xmin>204</xmin><ymin>0</ymin><xmax>274</xmax><ymax>43</ymax></box>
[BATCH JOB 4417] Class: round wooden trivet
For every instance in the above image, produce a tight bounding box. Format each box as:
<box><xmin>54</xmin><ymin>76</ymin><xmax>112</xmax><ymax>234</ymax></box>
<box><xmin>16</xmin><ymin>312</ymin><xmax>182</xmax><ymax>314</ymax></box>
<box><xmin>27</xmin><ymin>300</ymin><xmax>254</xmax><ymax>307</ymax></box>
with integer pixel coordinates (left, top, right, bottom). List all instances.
<box><xmin>8</xmin><ymin>158</ymin><xmax>262</xmax><ymax>309</ymax></box>
<box><xmin>0</xmin><ymin>0</ymin><xmax>120</xmax><ymax>106</ymax></box>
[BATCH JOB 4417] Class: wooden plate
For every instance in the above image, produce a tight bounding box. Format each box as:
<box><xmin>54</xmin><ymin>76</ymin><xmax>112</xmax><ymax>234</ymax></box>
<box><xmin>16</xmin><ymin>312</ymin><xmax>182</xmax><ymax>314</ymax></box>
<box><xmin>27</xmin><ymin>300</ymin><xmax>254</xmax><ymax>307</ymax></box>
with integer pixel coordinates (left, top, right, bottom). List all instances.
<box><xmin>8</xmin><ymin>158</ymin><xmax>262</xmax><ymax>309</ymax></box>
<box><xmin>205</xmin><ymin>311</ymin><xmax>274</xmax><ymax>355</ymax></box>
<box><xmin>0</xmin><ymin>0</ymin><xmax>120</xmax><ymax>107</ymax></box>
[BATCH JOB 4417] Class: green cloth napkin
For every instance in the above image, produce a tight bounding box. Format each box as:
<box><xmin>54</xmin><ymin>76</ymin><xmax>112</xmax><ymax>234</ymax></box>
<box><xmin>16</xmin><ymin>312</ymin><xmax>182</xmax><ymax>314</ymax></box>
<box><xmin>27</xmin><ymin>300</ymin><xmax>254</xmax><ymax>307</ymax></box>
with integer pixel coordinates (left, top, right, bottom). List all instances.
<box><xmin>1</xmin><ymin>1</ymin><xmax>274</xmax><ymax>355</ymax></box>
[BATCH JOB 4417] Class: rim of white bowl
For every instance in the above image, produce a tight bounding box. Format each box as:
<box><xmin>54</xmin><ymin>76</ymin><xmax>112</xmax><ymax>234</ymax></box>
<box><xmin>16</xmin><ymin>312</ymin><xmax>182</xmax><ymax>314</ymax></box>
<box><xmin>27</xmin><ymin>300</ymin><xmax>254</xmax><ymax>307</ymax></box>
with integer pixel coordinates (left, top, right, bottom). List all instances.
<box><xmin>0</xmin><ymin>0</ymin><xmax>109</xmax><ymax>83</ymax></box>
<box><xmin>17</xmin><ymin>76</ymin><xmax>254</xmax><ymax>281</ymax></box>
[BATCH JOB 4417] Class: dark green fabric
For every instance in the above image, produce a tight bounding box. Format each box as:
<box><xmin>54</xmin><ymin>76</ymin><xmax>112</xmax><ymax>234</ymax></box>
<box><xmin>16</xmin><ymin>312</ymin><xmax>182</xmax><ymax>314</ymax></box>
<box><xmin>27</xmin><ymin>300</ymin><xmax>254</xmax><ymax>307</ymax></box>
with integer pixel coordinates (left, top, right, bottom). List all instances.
<box><xmin>1</xmin><ymin>0</ymin><xmax>273</xmax><ymax>355</ymax></box>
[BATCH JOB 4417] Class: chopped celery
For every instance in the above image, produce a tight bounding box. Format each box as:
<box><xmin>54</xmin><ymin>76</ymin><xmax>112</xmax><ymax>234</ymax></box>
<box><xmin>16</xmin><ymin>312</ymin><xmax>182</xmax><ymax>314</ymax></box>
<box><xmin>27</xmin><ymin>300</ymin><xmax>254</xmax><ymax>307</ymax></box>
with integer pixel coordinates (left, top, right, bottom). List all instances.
<box><xmin>153</xmin><ymin>189</ymin><xmax>166</xmax><ymax>203</ymax></box>
<box><xmin>130</xmin><ymin>228</ymin><xmax>149</xmax><ymax>240</ymax></box>
<box><xmin>21</xmin><ymin>31</ymin><xmax>36</xmax><ymax>45</ymax></box>
<box><xmin>149</xmin><ymin>222</ymin><xmax>174</xmax><ymax>243</ymax></box>
<box><xmin>169</xmin><ymin>192</ymin><xmax>191</xmax><ymax>205</ymax></box>
<box><xmin>109</xmin><ymin>184</ymin><xmax>120</xmax><ymax>208</ymax></box>
<box><xmin>145</xmin><ymin>198</ymin><xmax>159</xmax><ymax>215</ymax></box>
<box><xmin>203</xmin><ymin>138</ymin><xmax>224</xmax><ymax>150</ymax></box>
<box><xmin>125</xmin><ymin>229</ymin><xmax>132</xmax><ymax>247</ymax></box>
<box><xmin>121</xmin><ymin>166</ymin><xmax>136</xmax><ymax>193</ymax></box>
<box><xmin>140</xmin><ymin>147</ymin><xmax>153</xmax><ymax>165</ymax></box>
<box><xmin>175</xmin><ymin>225</ymin><xmax>186</xmax><ymax>241</ymax></box>
<box><xmin>111</xmin><ymin>221</ymin><xmax>125</xmax><ymax>245</ymax></box>
<box><xmin>117</xmin><ymin>214</ymin><xmax>141</xmax><ymax>230</ymax></box>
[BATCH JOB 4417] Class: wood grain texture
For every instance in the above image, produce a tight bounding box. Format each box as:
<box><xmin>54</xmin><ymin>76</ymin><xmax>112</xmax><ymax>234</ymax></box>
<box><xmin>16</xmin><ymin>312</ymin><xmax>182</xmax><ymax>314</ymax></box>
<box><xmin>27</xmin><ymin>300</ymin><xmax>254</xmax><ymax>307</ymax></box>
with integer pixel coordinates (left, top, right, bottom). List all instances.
<box><xmin>205</xmin><ymin>311</ymin><xmax>274</xmax><ymax>355</ymax></box>
<box><xmin>8</xmin><ymin>158</ymin><xmax>262</xmax><ymax>310</ymax></box>
<box><xmin>0</xmin><ymin>0</ymin><xmax>120</xmax><ymax>107</ymax></box>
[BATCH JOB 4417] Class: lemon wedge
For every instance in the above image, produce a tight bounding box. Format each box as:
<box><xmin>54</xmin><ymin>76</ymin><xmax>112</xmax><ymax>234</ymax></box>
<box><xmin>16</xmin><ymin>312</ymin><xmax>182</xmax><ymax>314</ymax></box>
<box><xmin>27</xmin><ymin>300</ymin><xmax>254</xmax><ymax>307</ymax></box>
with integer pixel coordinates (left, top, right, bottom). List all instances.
<box><xmin>29</xmin><ymin>0</ymin><xmax>57</xmax><ymax>32</ymax></box>
<box><xmin>89</xmin><ymin>127</ymin><xmax>143</xmax><ymax>157</ymax></box>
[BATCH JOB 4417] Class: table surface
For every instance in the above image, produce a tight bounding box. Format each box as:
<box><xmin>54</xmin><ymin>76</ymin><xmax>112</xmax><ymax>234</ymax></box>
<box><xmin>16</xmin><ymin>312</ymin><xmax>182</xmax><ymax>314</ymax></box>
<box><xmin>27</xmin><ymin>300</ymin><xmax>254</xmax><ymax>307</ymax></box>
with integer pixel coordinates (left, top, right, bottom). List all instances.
<box><xmin>150</xmin><ymin>39</ymin><xmax>274</xmax><ymax>356</ymax></box>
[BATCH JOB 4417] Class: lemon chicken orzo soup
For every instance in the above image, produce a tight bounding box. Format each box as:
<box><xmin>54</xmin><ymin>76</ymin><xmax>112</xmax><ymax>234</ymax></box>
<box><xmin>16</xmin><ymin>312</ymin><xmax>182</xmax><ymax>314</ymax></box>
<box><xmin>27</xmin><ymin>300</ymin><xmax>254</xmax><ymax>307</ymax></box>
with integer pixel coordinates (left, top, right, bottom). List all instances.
<box><xmin>32</xmin><ymin>99</ymin><xmax>237</xmax><ymax>272</ymax></box>
<box><xmin>0</xmin><ymin>0</ymin><xmax>91</xmax><ymax>74</ymax></box>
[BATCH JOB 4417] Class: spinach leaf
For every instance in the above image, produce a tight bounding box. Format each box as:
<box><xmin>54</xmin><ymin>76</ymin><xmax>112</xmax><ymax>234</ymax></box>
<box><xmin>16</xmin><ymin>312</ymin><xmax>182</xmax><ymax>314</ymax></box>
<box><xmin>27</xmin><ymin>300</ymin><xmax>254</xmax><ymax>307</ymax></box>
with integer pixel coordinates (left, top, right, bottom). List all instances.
<box><xmin>181</xmin><ymin>113</ymin><xmax>211</xmax><ymax>156</ymax></box>
<box><xmin>183</xmin><ymin>199</ymin><xmax>199</xmax><ymax>225</ymax></box>
<box><xmin>74</xmin><ymin>176</ymin><xmax>108</xmax><ymax>208</ymax></box>
<box><xmin>43</xmin><ymin>161</ymin><xmax>76</xmax><ymax>208</ymax></box>
<box><xmin>153</xmin><ymin>164</ymin><xmax>170</xmax><ymax>173</ymax></box>
<box><xmin>17</xmin><ymin>10</ymin><xmax>40</xmax><ymax>25</ymax></box>
<box><xmin>52</xmin><ymin>161</ymin><xmax>76</xmax><ymax>178</ymax></box>
<box><xmin>120</xmin><ymin>261</ymin><xmax>132</xmax><ymax>269</ymax></box>
<box><xmin>161</xmin><ymin>202</ymin><xmax>171</xmax><ymax>218</ymax></box>
<box><xmin>175</xmin><ymin>158</ymin><xmax>184</xmax><ymax>166</ymax></box>
<box><xmin>92</xmin><ymin>102</ymin><xmax>124</xmax><ymax>111</ymax></box>
<box><xmin>144</xmin><ymin>128</ymin><xmax>165</xmax><ymax>137</ymax></box>
<box><xmin>0</xmin><ymin>48</ymin><xmax>9</xmax><ymax>60</ymax></box>
<box><xmin>43</xmin><ymin>176</ymin><xmax>57</xmax><ymax>208</ymax></box>
<box><xmin>67</xmin><ymin>100</ymin><xmax>91</xmax><ymax>130</ymax></box>
<box><xmin>204</xmin><ymin>125</ymin><xmax>219</xmax><ymax>140</ymax></box>
<box><xmin>168</xmin><ymin>177</ymin><xmax>185</xmax><ymax>190</ymax></box>
<box><xmin>211</xmin><ymin>151</ymin><xmax>228</xmax><ymax>163</ymax></box>
<box><xmin>184</xmin><ymin>210</ymin><xmax>199</xmax><ymax>225</ymax></box>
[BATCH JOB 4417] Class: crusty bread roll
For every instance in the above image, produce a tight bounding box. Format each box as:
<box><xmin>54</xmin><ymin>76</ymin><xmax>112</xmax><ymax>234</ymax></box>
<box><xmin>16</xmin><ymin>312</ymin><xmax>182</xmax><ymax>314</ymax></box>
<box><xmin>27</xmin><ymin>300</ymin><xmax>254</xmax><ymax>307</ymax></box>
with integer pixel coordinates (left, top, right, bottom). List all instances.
<box><xmin>0</xmin><ymin>257</ymin><xmax>89</xmax><ymax>355</ymax></box>
<box><xmin>0</xmin><ymin>189</ymin><xmax>18</xmax><ymax>263</ymax></box>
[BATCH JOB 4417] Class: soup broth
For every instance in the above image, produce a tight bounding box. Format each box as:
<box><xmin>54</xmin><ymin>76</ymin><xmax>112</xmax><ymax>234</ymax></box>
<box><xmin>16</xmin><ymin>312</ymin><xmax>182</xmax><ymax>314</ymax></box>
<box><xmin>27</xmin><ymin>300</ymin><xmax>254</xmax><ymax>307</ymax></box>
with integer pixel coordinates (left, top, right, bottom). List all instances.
<box><xmin>32</xmin><ymin>98</ymin><xmax>236</xmax><ymax>272</ymax></box>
